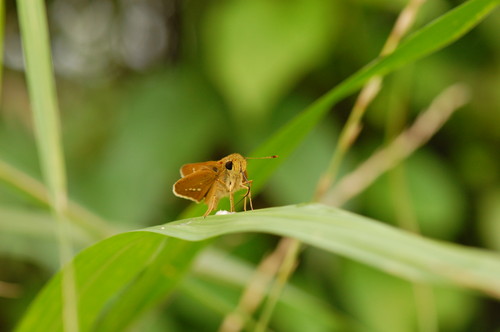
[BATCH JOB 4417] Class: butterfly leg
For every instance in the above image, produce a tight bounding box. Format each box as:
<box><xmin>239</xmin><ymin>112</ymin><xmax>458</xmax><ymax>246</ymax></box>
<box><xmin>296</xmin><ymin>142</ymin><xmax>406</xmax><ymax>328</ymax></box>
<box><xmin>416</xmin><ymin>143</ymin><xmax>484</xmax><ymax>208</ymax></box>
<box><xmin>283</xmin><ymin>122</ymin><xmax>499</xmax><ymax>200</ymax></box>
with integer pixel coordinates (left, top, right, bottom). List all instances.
<box><xmin>229</xmin><ymin>191</ymin><xmax>235</xmax><ymax>212</ymax></box>
<box><xmin>241</xmin><ymin>179</ymin><xmax>253</xmax><ymax>211</ymax></box>
<box><xmin>204</xmin><ymin>194</ymin><xmax>219</xmax><ymax>217</ymax></box>
<box><xmin>243</xmin><ymin>189</ymin><xmax>253</xmax><ymax>211</ymax></box>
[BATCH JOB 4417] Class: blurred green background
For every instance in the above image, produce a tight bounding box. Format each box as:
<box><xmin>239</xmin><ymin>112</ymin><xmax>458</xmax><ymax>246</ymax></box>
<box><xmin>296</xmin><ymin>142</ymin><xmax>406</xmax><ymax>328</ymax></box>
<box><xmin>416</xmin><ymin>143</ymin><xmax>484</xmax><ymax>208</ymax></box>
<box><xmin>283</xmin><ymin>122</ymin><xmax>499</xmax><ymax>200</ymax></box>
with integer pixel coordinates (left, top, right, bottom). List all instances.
<box><xmin>1</xmin><ymin>0</ymin><xmax>499</xmax><ymax>331</ymax></box>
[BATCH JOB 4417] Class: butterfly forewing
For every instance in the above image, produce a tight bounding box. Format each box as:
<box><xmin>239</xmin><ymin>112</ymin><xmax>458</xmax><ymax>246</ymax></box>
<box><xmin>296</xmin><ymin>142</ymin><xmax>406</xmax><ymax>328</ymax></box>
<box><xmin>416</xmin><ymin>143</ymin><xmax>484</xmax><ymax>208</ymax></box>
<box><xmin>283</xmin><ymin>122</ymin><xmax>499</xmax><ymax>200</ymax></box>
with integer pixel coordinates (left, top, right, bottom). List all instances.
<box><xmin>173</xmin><ymin>169</ymin><xmax>217</xmax><ymax>202</ymax></box>
<box><xmin>180</xmin><ymin>161</ymin><xmax>220</xmax><ymax>177</ymax></box>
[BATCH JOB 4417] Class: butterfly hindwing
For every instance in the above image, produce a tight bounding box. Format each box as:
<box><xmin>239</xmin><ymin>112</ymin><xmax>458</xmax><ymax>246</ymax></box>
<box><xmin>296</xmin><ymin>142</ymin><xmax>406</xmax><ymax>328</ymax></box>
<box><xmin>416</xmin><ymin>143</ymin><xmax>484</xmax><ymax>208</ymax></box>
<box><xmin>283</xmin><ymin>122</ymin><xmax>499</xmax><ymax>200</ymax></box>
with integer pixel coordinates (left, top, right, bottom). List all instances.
<box><xmin>173</xmin><ymin>169</ymin><xmax>218</xmax><ymax>202</ymax></box>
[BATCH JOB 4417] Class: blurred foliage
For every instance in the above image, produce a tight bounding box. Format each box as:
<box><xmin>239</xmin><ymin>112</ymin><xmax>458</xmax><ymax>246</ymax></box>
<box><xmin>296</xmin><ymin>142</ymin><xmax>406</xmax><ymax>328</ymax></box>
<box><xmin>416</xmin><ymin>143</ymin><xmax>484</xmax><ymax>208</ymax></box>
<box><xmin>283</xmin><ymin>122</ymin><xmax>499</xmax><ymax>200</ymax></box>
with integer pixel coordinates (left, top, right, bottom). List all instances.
<box><xmin>1</xmin><ymin>0</ymin><xmax>500</xmax><ymax>331</ymax></box>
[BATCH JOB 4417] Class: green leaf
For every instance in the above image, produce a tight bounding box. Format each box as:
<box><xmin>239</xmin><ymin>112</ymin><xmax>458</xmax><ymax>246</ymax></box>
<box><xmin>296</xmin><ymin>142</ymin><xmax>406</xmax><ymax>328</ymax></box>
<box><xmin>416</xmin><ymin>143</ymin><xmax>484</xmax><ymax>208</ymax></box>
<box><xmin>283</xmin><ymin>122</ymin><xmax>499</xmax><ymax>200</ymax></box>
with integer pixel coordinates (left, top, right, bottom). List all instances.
<box><xmin>93</xmin><ymin>238</ymin><xmax>207</xmax><ymax>332</ymax></box>
<box><xmin>249</xmin><ymin>0</ymin><xmax>500</xmax><ymax>192</ymax></box>
<box><xmin>148</xmin><ymin>204</ymin><xmax>500</xmax><ymax>296</ymax></box>
<box><xmin>16</xmin><ymin>204</ymin><xmax>500</xmax><ymax>332</ymax></box>
<box><xmin>15</xmin><ymin>232</ymin><xmax>206</xmax><ymax>332</ymax></box>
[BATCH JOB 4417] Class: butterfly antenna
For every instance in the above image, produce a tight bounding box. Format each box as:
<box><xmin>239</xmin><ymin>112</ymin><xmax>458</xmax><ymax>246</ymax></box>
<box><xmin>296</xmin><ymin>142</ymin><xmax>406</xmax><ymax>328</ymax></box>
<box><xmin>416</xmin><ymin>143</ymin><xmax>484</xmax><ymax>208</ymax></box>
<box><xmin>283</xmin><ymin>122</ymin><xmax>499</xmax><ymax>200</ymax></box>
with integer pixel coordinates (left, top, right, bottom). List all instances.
<box><xmin>246</xmin><ymin>155</ymin><xmax>278</xmax><ymax>160</ymax></box>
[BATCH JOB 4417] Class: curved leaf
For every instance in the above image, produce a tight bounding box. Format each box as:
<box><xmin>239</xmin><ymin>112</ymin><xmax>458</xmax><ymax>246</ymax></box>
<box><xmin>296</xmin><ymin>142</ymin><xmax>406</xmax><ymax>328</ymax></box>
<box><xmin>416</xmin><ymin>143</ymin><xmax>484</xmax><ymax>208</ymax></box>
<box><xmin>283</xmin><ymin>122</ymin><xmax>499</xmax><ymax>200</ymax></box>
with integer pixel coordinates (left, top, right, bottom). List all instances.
<box><xmin>148</xmin><ymin>204</ymin><xmax>500</xmax><ymax>297</ymax></box>
<box><xmin>16</xmin><ymin>232</ymin><xmax>206</xmax><ymax>332</ymax></box>
<box><xmin>16</xmin><ymin>204</ymin><xmax>500</xmax><ymax>332</ymax></box>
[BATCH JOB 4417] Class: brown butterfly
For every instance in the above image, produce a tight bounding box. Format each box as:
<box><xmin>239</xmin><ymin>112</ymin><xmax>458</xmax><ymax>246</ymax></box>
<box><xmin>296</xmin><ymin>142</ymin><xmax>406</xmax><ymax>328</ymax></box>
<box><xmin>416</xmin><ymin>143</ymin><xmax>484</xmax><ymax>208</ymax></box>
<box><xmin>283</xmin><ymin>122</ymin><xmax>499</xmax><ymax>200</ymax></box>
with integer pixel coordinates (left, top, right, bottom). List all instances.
<box><xmin>173</xmin><ymin>153</ymin><xmax>277</xmax><ymax>217</ymax></box>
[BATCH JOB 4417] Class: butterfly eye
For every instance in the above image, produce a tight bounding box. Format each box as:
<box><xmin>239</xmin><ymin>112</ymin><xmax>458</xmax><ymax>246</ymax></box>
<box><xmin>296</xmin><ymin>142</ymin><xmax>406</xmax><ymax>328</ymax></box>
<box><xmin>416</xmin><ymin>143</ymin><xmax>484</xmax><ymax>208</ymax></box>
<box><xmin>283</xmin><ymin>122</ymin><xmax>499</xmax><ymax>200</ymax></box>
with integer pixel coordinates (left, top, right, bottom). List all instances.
<box><xmin>225</xmin><ymin>161</ymin><xmax>233</xmax><ymax>170</ymax></box>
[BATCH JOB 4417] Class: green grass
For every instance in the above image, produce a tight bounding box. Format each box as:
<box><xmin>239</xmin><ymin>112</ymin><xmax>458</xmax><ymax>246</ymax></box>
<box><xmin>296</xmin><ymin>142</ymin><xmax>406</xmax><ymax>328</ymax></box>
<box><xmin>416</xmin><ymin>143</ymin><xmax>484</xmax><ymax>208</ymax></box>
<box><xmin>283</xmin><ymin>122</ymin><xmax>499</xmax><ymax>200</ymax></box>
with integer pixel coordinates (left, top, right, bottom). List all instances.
<box><xmin>7</xmin><ymin>0</ymin><xmax>500</xmax><ymax>331</ymax></box>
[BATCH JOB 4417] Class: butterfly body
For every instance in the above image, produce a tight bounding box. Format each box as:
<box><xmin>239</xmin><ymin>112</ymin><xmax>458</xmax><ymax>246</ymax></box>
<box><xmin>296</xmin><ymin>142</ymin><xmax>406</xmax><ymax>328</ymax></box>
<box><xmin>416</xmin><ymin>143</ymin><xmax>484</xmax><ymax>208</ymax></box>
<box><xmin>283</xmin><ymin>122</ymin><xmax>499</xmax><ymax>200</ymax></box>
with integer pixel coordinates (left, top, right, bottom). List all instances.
<box><xmin>173</xmin><ymin>153</ymin><xmax>252</xmax><ymax>217</ymax></box>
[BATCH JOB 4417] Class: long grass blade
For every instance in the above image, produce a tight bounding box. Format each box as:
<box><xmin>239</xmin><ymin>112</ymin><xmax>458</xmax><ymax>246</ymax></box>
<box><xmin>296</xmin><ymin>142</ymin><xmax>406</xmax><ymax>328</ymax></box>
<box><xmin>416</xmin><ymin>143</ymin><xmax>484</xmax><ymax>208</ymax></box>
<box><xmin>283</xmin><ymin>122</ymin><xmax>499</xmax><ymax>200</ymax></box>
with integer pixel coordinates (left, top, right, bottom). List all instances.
<box><xmin>17</xmin><ymin>0</ymin><xmax>77</xmax><ymax>331</ymax></box>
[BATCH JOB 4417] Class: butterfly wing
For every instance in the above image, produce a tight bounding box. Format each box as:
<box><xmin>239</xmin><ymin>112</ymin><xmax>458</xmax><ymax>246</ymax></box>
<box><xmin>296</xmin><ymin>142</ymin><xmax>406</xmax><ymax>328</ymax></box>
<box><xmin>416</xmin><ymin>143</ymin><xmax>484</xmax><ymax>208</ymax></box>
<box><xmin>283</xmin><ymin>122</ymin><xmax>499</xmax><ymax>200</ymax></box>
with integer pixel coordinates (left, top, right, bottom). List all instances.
<box><xmin>180</xmin><ymin>161</ymin><xmax>220</xmax><ymax>177</ymax></box>
<box><xmin>173</xmin><ymin>169</ymin><xmax>218</xmax><ymax>202</ymax></box>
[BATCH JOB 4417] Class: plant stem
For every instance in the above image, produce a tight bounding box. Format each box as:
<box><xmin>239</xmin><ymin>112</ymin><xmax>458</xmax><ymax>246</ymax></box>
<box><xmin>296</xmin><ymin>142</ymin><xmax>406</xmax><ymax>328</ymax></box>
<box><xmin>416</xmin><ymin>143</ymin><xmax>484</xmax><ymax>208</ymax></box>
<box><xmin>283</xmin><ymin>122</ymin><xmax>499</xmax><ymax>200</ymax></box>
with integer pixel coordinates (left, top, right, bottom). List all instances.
<box><xmin>0</xmin><ymin>158</ymin><xmax>116</xmax><ymax>239</ymax></box>
<box><xmin>17</xmin><ymin>0</ymin><xmax>78</xmax><ymax>330</ymax></box>
<box><xmin>254</xmin><ymin>238</ymin><xmax>301</xmax><ymax>332</ymax></box>
<box><xmin>315</xmin><ymin>0</ymin><xmax>427</xmax><ymax>199</ymax></box>
<box><xmin>324</xmin><ymin>84</ymin><xmax>470</xmax><ymax>206</ymax></box>
<box><xmin>253</xmin><ymin>2</ymin><xmax>428</xmax><ymax>331</ymax></box>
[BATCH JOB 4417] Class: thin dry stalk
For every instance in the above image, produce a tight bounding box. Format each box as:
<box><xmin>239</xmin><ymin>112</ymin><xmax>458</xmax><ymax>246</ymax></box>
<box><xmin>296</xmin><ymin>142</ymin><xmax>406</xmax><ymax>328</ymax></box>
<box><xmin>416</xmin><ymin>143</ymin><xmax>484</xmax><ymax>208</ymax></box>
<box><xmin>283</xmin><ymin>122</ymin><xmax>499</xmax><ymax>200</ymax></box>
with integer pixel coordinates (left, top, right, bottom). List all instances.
<box><xmin>324</xmin><ymin>83</ymin><xmax>470</xmax><ymax>206</ymax></box>
<box><xmin>218</xmin><ymin>238</ymin><xmax>295</xmax><ymax>332</ymax></box>
<box><xmin>0</xmin><ymin>159</ymin><xmax>115</xmax><ymax>239</ymax></box>
<box><xmin>220</xmin><ymin>2</ymin><xmax>428</xmax><ymax>330</ymax></box>
<box><xmin>315</xmin><ymin>0</ymin><xmax>426</xmax><ymax>198</ymax></box>
<box><xmin>254</xmin><ymin>238</ymin><xmax>300</xmax><ymax>332</ymax></box>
